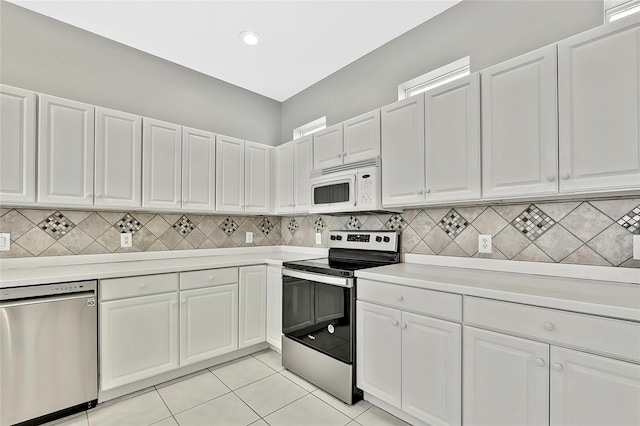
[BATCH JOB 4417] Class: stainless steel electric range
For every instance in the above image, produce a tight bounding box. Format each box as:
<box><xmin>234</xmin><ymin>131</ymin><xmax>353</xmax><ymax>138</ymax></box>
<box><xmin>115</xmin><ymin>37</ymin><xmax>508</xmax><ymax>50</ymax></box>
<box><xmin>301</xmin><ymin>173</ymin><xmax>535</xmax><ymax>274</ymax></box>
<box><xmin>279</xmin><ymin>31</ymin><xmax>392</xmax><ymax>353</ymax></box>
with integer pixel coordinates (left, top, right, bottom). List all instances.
<box><xmin>281</xmin><ymin>230</ymin><xmax>400</xmax><ymax>405</ymax></box>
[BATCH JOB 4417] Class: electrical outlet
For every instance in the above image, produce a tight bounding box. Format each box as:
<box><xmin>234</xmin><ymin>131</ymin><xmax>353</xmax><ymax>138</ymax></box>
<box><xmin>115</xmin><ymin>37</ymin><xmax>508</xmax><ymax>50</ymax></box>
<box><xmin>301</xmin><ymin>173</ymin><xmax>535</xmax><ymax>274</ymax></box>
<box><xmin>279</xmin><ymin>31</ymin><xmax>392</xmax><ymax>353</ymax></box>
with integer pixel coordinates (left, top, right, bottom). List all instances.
<box><xmin>246</xmin><ymin>232</ymin><xmax>253</xmax><ymax>243</ymax></box>
<box><xmin>316</xmin><ymin>232</ymin><xmax>322</xmax><ymax>244</ymax></box>
<box><xmin>120</xmin><ymin>233</ymin><xmax>132</xmax><ymax>248</ymax></box>
<box><xmin>0</xmin><ymin>233</ymin><xmax>10</xmax><ymax>251</ymax></box>
<box><xmin>478</xmin><ymin>234</ymin><xmax>492</xmax><ymax>253</ymax></box>
<box><xmin>634</xmin><ymin>235</ymin><xmax>640</xmax><ymax>260</ymax></box>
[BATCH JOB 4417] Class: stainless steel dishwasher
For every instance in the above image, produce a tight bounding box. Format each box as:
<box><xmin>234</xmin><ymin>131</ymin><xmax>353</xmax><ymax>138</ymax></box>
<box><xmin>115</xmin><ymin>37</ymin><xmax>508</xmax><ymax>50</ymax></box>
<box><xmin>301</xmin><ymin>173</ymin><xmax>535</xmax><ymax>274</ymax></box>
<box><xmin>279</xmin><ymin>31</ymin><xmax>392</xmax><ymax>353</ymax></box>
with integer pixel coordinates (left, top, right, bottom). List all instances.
<box><xmin>0</xmin><ymin>281</ymin><xmax>98</xmax><ymax>426</ymax></box>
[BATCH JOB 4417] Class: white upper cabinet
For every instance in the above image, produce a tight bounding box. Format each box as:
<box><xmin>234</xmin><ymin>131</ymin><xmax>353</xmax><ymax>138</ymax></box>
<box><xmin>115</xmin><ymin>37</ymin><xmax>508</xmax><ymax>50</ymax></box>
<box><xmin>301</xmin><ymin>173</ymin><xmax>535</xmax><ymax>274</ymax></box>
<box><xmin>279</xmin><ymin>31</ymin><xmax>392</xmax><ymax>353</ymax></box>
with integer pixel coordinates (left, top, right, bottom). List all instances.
<box><xmin>95</xmin><ymin>107</ymin><xmax>142</xmax><ymax>208</ymax></box>
<box><xmin>425</xmin><ymin>73</ymin><xmax>481</xmax><ymax>203</ymax></box>
<box><xmin>182</xmin><ymin>127</ymin><xmax>216</xmax><ymax>212</ymax></box>
<box><xmin>38</xmin><ymin>94</ymin><xmax>95</xmax><ymax>206</ymax></box>
<box><xmin>293</xmin><ymin>136</ymin><xmax>313</xmax><ymax>213</ymax></box>
<box><xmin>244</xmin><ymin>141</ymin><xmax>271</xmax><ymax>214</ymax></box>
<box><xmin>0</xmin><ymin>85</ymin><xmax>36</xmax><ymax>204</ymax></box>
<box><xmin>558</xmin><ymin>16</ymin><xmax>640</xmax><ymax>193</ymax></box>
<box><xmin>481</xmin><ymin>45</ymin><xmax>558</xmax><ymax>199</ymax></box>
<box><xmin>216</xmin><ymin>135</ymin><xmax>245</xmax><ymax>213</ymax></box>
<box><xmin>142</xmin><ymin>118</ymin><xmax>182</xmax><ymax>210</ymax></box>
<box><xmin>274</xmin><ymin>142</ymin><xmax>294</xmax><ymax>214</ymax></box>
<box><xmin>381</xmin><ymin>94</ymin><xmax>426</xmax><ymax>207</ymax></box>
<box><xmin>343</xmin><ymin>109</ymin><xmax>381</xmax><ymax>164</ymax></box>
<box><xmin>313</xmin><ymin>123</ymin><xmax>344</xmax><ymax>170</ymax></box>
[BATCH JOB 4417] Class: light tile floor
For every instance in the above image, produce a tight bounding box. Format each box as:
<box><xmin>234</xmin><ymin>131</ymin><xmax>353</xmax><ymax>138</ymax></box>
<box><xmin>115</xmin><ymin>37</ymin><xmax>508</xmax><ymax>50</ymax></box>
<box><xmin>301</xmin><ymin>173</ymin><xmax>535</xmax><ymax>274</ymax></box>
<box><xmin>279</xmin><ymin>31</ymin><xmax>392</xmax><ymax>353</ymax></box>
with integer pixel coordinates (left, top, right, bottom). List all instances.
<box><xmin>48</xmin><ymin>350</ymin><xmax>410</xmax><ymax>426</ymax></box>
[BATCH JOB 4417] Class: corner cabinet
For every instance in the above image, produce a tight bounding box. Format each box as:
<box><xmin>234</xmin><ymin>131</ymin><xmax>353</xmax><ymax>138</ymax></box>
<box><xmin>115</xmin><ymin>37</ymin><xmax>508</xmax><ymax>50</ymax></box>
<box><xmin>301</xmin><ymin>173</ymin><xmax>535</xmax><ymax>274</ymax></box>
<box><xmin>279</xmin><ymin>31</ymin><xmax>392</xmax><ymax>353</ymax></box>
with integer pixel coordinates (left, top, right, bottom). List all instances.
<box><xmin>182</xmin><ymin>127</ymin><xmax>216</xmax><ymax>212</ymax></box>
<box><xmin>0</xmin><ymin>85</ymin><xmax>36</xmax><ymax>204</ymax></box>
<box><xmin>481</xmin><ymin>45</ymin><xmax>558</xmax><ymax>199</ymax></box>
<box><xmin>558</xmin><ymin>15</ymin><xmax>640</xmax><ymax>193</ymax></box>
<box><xmin>274</xmin><ymin>142</ymin><xmax>294</xmax><ymax>213</ymax></box>
<box><xmin>142</xmin><ymin>118</ymin><xmax>182</xmax><ymax>210</ymax></box>
<box><xmin>239</xmin><ymin>265</ymin><xmax>267</xmax><ymax>348</ymax></box>
<box><xmin>95</xmin><ymin>107</ymin><xmax>142</xmax><ymax>208</ymax></box>
<box><xmin>38</xmin><ymin>94</ymin><xmax>95</xmax><ymax>206</ymax></box>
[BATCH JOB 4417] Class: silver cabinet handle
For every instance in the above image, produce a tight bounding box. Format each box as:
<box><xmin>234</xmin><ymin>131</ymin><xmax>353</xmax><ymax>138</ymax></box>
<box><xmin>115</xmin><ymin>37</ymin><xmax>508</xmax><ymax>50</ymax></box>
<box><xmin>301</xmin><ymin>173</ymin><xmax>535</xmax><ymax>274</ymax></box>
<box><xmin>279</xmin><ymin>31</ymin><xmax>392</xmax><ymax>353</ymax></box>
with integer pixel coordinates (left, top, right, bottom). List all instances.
<box><xmin>425</xmin><ymin>189</ymin><xmax>431</xmax><ymax>194</ymax></box>
<box><xmin>336</xmin><ymin>154</ymin><xmax>342</xmax><ymax>158</ymax></box>
<box><xmin>551</xmin><ymin>363</ymin><xmax>563</xmax><ymax>372</ymax></box>
<box><xmin>396</xmin><ymin>295</ymin><xmax>404</xmax><ymax>302</ymax></box>
<box><xmin>546</xmin><ymin>175</ymin><xmax>556</xmax><ymax>182</ymax></box>
<box><xmin>543</xmin><ymin>322</ymin><xmax>555</xmax><ymax>331</ymax></box>
<box><xmin>391</xmin><ymin>319</ymin><xmax>399</xmax><ymax>326</ymax></box>
<box><xmin>400</xmin><ymin>323</ymin><xmax>407</xmax><ymax>329</ymax></box>
<box><xmin>561</xmin><ymin>173</ymin><xmax>571</xmax><ymax>180</ymax></box>
<box><xmin>536</xmin><ymin>358</ymin><xmax>546</xmax><ymax>367</ymax></box>
<box><xmin>417</xmin><ymin>189</ymin><xmax>423</xmax><ymax>194</ymax></box>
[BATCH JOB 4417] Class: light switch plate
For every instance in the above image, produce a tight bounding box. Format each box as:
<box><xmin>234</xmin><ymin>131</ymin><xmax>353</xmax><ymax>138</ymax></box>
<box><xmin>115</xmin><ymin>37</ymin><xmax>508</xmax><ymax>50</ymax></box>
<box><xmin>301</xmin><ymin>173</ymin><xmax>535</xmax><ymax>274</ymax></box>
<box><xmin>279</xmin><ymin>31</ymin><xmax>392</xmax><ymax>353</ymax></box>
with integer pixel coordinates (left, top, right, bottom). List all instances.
<box><xmin>120</xmin><ymin>233</ymin><xmax>132</xmax><ymax>248</ymax></box>
<box><xmin>316</xmin><ymin>232</ymin><xmax>322</xmax><ymax>244</ymax></box>
<box><xmin>246</xmin><ymin>232</ymin><xmax>253</xmax><ymax>243</ymax></box>
<box><xmin>633</xmin><ymin>235</ymin><xmax>640</xmax><ymax>260</ymax></box>
<box><xmin>0</xmin><ymin>233</ymin><xmax>10</xmax><ymax>251</ymax></box>
<box><xmin>478</xmin><ymin>234</ymin><xmax>492</xmax><ymax>253</ymax></box>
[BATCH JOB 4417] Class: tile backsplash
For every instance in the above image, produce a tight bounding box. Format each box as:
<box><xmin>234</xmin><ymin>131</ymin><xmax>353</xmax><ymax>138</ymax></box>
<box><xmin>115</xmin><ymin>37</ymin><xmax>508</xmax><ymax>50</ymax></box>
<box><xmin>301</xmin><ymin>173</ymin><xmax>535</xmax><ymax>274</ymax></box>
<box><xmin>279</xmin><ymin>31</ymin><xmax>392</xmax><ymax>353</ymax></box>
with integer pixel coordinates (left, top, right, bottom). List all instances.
<box><xmin>1</xmin><ymin>197</ymin><xmax>639</xmax><ymax>268</ymax></box>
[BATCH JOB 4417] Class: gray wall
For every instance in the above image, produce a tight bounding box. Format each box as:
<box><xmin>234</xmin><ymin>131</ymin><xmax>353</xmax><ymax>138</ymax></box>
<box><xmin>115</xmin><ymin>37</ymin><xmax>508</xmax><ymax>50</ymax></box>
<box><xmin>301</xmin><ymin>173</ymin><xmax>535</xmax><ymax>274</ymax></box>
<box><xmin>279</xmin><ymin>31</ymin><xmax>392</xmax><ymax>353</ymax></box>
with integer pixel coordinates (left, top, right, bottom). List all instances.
<box><xmin>0</xmin><ymin>1</ymin><xmax>281</xmax><ymax>146</ymax></box>
<box><xmin>281</xmin><ymin>0</ymin><xmax>604</xmax><ymax>143</ymax></box>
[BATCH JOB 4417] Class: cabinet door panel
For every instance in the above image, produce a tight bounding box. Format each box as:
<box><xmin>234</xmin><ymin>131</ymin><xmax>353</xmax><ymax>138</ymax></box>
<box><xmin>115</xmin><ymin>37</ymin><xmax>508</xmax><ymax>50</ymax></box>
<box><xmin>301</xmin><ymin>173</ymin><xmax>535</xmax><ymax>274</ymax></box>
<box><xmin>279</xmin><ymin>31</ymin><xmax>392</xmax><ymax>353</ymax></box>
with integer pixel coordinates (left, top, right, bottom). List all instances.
<box><xmin>293</xmin><ymin>135</ymin><xmax>313</xmax><ymax>212</ymax></box>
<box><xmin>275</xmin><ymin>142</ymin><xmax>294</xmax><ymax>214</ymax></box>
<box><xmin>381</xmin><ymin>94</ymin><xmax>426</xmax><ymax>207</ymax></box>
<box><xmin>0</xmin><ymin>85</ymin><xmax>36</xmax><ymax>204</ymax></box>
<box><xmin>245</xmin><ymin>141</ymin><xmax>270</xmax><ymax>214</ymax></box>
<box><xmin>558</xmin><ymin>17</ymin><xmax>640</xmax><ymax>192</ymax></box>
<box><xmin>216</xmin><ymin>135</ymin><xmax>244</xmax><ymax>213</ymax></box>
<box><xmin>402</xmin><ymin>312</ymin><xmax>461</xmax><ymax>426</ymax></box>
<box><xmin>463</xmin><ymin>326</ymin><xmax>548</xmax><ymax>426</ymax></box>
<box><xmin>180</xmin><ymin>284</ymin><xmax>238</xmax><ymax>366</ymax></box>
<box><xmin>100</xmin><ymin>292</ymin><xmax>179</xmax><ymax>391</ymax></box>
<box><xmin>38</xmin><ymin>94</ymin><xmax>95</xmax><ymax>206</ymax></box>
<box><xmin>239</xmin><ymin>266</ymin><xmax>267</xmax><ymax>348</ymax></box>
<box><xmin>356</xmin><ymin>301</ymin><xmax>402</xmax><ymax>409</ymax></box>
<box><xmin>142</xmin><ymin>118</ymin><xmax>182</xmax><ymax>210</ymax></box>
<box><xmin>343</xmin><ymin>109</ymin><xmax>380</xmax><ymax>164</ymax></box>
<box><xmin>482</xmin><ymin>45</ymin><xmax>558</xmax><ymax>198</ymax></box>
<box><xmin>313</xmin><ymin>123</ymin><xmax>344</xmax><ymax>170</ymax></box>
<box><xmin>425</xmin><ymin>74</ymin><xmax>481</xmax><ymax>203</ymax></box>
<box><xmin>550</xmin><ymin>346</ymin><xmax>640</xmax><ymax>426</ymax></box>
<box><xmin>266</xmin><ymin>266</ymin><xmax>283</xmax><ymax>350</ymax></box>
<box><xmin>95</xmin><ymin>107</ymin><xmax>142</xmax><ymax>208</ymax></box>
<box><xmin>182</xmin><ymin>127</ymin><xmax>216</xmax><ymax>212</ymax></box>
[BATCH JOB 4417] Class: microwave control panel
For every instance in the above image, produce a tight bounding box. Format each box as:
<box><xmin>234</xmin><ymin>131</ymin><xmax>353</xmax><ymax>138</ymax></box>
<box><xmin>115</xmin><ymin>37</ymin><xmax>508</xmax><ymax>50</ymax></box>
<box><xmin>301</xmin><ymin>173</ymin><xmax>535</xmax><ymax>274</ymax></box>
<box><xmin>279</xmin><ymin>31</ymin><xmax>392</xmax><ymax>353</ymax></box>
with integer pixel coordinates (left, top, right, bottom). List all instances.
<box><xmin>357</xmin><ymin>168</ymin><xmax>377</xmax><ymax>209</ymax></box>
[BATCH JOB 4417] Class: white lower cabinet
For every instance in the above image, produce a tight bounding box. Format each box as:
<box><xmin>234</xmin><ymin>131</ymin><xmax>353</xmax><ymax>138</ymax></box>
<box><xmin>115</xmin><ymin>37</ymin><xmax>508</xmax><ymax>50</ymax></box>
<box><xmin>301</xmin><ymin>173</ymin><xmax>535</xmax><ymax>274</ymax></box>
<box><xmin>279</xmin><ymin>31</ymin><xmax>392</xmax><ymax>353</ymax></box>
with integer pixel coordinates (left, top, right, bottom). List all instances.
<box><xmin>266</xmin><ymin>266</ymin><xmax>283</xmax><ymax>350</ymax></box>
<box><xmin>357</xmin><ymin>300</ymin><xmax>461</xmax><ymax>426</ymax></box>
<box><xmin>239</xmin><ymin>265</ymin><xmax>267</xmax><ymax>348</ymax></box>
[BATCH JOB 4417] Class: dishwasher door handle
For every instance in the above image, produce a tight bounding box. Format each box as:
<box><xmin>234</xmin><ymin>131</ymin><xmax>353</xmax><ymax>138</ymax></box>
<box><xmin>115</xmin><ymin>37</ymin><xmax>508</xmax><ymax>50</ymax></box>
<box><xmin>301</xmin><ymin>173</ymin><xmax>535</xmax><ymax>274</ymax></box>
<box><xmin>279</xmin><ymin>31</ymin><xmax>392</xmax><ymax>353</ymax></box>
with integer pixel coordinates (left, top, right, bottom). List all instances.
<box><xmin>0</xmin><ymin>291</ymin><xmax>95</xmax><ymax>308</ymax></box>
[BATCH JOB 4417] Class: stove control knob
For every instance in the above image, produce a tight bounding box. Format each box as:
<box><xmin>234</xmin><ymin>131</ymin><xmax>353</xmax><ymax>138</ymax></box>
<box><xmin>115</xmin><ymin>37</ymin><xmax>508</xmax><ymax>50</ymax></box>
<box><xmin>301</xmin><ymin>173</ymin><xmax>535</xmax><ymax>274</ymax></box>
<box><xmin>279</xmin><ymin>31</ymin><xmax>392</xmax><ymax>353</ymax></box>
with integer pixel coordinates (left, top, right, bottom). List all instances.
<box><xmin>383</xmin><ymin>236</ymin><xmax>390</xmax><ymax>243</ymax></box>
<box><xmin>336</xmin><ymin>235</ymin><xmax>342</xmax><ymax>241</ymax></box>
<box><xmin>375</xmin><ymin>236</ymin><xmax>382</xmax><ymax>242</ymax></box>
<box><xmin>330</xmin><ymin>235</ymin><xmax>336</xmax><ymax>241</ymax></box>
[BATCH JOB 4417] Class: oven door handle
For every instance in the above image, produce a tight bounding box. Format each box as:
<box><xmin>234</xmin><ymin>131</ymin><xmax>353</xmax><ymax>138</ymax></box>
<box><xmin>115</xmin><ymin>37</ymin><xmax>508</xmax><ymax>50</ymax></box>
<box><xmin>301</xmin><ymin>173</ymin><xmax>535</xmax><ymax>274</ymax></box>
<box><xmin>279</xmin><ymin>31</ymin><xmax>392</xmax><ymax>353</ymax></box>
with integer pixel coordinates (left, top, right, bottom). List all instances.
<box><xmin>283</xmin><ymin>269</ymin><xmax>353</xmax><ymax>288</ymax></box>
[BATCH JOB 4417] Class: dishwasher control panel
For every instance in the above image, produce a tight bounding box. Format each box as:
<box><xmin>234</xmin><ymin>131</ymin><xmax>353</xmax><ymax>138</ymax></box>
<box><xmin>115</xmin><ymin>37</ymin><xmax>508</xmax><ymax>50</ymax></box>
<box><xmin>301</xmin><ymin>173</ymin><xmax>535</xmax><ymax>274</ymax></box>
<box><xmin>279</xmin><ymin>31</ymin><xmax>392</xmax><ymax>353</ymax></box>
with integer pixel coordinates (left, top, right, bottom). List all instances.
<box><xmin>0</xmin><ymin>280</ymin><xmax>97</xmax><ymax>301</ymax></box>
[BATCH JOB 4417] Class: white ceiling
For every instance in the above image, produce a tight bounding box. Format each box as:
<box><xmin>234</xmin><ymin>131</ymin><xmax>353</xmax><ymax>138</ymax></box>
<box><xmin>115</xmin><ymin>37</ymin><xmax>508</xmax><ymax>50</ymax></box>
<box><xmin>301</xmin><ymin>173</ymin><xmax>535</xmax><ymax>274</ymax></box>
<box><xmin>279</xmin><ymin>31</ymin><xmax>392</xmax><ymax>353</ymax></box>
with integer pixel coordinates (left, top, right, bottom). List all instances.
<box><xmin>10</xmin><ymin>0</ymin><xmax>462</xmax><ymax>102</ymax></box>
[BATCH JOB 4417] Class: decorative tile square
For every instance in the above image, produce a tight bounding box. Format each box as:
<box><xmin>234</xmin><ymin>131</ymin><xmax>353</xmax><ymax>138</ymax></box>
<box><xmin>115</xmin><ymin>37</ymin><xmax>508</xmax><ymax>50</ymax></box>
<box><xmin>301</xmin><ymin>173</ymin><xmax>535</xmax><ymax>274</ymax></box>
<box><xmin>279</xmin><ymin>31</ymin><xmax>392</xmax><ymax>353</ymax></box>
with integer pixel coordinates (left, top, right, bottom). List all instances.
<box><xmin>344</xmin><ymin>216</ymin><xmax>362</xmax><ymax>231</ymax></box>
<box><xmin>617</xmin><ymin>205</ymin><xmax>640</xmax><ymax>234</ymax></box>
<box><xmin>219</xmin><ymin>217</ymin><xmax>239</xmax><ymax>235</ymax></box>
<box><xmin>114</xmin><ymin>213</ymin><xmax>143</xmax><ymax>235</ymax></box>
<box><xmin>259</xmin><ymin>218</ymin><xmax>275</xmax><ymax>236</ymax></box>
<box><xmin>385</xmin><ymin>214</ymin><xmax>407</xmax><ymax>231</ymax></box>
<box><xmin>438</xmin><ymin>209</ymin><xmax>469</xmax><ymax>238</ymax></box>
<box><xmin>312</xmin><ymin>217</ymin><xmax>326</xmax><ymax>233</ymax></box>
<box><xmin>173</xmin><ymin>215</ymin><xmax>195</xmax><ymax>237</ymax></box>
<box><xmin>38</xmin><ymin>211</ymin><xmax>75</xmax><ymax>239</ymax></box>
<box><xmin>511</xmin><ymin>205</ymin><xmax>555</xmax><ymax>241</ymax></box>
<box><xmin>287</xmin><ymin>218</ymin><xmax>299</xmax><ymax>234</ymax></box>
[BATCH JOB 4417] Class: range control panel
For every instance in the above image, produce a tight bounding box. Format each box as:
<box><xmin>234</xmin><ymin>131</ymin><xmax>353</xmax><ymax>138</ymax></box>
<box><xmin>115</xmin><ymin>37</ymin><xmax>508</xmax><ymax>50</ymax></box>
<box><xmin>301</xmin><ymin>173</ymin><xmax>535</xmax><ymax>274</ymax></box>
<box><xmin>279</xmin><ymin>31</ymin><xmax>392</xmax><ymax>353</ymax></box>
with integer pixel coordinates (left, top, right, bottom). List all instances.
<box><xmin>328</xmin><ymin>230</ymin><xmax>398</xmax><ymax>252</ymax></box>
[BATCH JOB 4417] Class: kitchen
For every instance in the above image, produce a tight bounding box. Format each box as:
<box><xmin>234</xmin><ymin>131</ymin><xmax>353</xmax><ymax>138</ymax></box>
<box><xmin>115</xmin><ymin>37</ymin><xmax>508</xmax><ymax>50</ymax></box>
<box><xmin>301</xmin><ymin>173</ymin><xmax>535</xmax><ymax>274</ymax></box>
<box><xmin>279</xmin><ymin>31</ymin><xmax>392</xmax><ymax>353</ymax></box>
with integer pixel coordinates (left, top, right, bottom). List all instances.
<box><xmin>1</xmin><ymin>0</ymin><xmax>639</xmax><ymax>425</ymax></box>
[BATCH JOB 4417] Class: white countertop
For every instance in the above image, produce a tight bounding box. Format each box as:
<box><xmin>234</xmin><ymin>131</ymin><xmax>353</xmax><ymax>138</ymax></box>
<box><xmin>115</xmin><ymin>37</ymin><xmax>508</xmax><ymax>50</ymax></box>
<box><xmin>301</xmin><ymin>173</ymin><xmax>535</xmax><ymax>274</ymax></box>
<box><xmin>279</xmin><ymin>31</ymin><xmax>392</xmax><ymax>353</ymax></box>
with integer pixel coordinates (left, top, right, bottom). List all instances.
<box><xmin>356</xmin><ymin>263</ymin><xmax>640</xmax><ymax>322</ymax></box>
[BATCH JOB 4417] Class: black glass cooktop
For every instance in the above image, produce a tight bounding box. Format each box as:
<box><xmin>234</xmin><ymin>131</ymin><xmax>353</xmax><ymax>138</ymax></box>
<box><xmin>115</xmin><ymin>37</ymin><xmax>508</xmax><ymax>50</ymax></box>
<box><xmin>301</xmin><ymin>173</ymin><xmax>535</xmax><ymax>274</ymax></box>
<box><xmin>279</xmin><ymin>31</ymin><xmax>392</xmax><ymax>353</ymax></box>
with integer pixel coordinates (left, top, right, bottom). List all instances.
<box><xmin>283</xmin><ymin>256</ymin><xmax>398</xmax><ymax>278</ymax></box>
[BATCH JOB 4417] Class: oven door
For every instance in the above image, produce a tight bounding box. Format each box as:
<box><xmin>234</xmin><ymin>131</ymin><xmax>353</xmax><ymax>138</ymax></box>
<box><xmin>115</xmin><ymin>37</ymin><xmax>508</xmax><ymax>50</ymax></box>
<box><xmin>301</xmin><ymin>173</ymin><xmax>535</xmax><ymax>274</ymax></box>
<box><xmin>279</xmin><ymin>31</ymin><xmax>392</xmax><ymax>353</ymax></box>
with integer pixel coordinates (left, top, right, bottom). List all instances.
<box><xmin>309</xmin><ymin>172</ymin><xmax>356</xmax><ymax>213</ymax></box>
<box><xmin>282</xmin><ymin>269</ymin><xmax>354</xmax><ymax>364</ymax></box>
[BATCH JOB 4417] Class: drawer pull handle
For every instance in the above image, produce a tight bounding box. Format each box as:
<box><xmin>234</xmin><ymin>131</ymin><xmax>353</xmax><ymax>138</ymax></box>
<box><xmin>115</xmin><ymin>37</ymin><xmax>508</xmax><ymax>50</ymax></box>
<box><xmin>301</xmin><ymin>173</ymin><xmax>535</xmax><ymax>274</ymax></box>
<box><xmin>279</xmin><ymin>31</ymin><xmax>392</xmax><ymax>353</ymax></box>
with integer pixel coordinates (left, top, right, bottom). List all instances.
<box><xmin>400</xmin><ymin>323</ymin><xmax>407</xmax><ymax>329</ymax></box>
<box><xmin>536</xmin><ymin>358</ymin><xmax>546</xmax><ymax>367</ymax></box>
<box><xmin>396</xmin><ymin>295</ymin><xmax>404</xmax><ymax>302</ymax></box>
<box><xmin>552</xmin><ymin>363</ymin><xmax>563</xmax><ymax>372</ymax></box>
<box><xmin>543</xmin><ymin>322</ymin><xmax>555</xmax><ymax>331</ymax></box>
<box><xmin>391</xmin><ymin>320</ymin><xmax>399</xmax><ymax>326</ymax></box>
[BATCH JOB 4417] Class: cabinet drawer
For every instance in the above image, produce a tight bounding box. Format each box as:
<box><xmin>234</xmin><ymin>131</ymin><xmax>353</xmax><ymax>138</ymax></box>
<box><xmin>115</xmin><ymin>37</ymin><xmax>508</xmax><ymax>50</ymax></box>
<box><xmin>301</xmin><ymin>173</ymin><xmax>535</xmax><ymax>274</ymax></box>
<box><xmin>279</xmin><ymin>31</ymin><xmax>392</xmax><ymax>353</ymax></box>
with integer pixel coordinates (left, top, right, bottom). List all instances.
<box><xmin>180</xmin><ymin>267</ymin><xmax>238</xmax><ymax>290</ymax></box>
<box><xmin>358</xmin><ymin>279</ymin><xmax>461</xmax><ymax>322</ymax></box>
<box><xmin>464</xmin><ymin>297</ymin><xmax>640</xmax><ymax>362</ymax></box>
<box><xmin>100</xmin><ymin>273</ymin><xmax>178</xmax><ymax>301</ymax></box>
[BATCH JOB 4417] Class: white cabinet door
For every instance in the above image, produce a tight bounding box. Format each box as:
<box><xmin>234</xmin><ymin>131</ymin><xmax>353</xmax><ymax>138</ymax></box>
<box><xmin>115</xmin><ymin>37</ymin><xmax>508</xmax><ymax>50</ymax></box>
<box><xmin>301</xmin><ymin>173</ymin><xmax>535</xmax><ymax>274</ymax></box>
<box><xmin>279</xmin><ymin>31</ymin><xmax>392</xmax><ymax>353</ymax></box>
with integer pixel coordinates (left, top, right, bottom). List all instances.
<box><xmin>245</xmin><ymin>141</ymin><xmax>271</xmax><ymax>214</ymax></box>
<box><xmin>180</xmin><ymin>284</ymin><xmax>238</xmax><ymax>366</ymax></box>
<box><xmin>425</xmin><ymin>74</ymin><xmax>481</xmax><ymax>203</ymax></box>
<box><xmin>293</xmin><ymin>135</ymin><xmax>313</xmax><ymax>213</ymax></box>
<box><xmin>274</xmin><ymin>142</ymin><xmax>294</xmax><ymax>214</ymax></box>
<box><xmin>216</xmin><ymin>135</ymin><xmax>244</xmax><ymax>213</ymax></box>
<box><xmin>239</xmin><ymin>265</ymin><xmax>267</xmax><ymax>348</ymax></box>
<box><xmin>266</xmin><ymin>266</ymin><xmax>283</xmax><ymax>350</ymax></box>
<box><xmin>100</xmin><ymin>292</ymin><xmax>179</xmax><ymax>391</ymax></box>
<box><xmin>356</xmin><ymin>301</ymin><xmax>402</xmax><ymax>409</ymax></box>
<box><xmin>402</xmin><ymin>312</ymin><xmax>461</xmax><ymax>426</ymax></box>
<box><xmin>558</xmin><ymin>17</ymin><xmax>640</xmax><ymax>193</ymax></box>
<box><xmin>0</xmin><ymin>85</ymin><xmax>36</xmax><ymax>204</ymax></box>
<box><xmin>343</xmin><ymin>109</ymin><xmax>380</xmax><ymax>164</ymax></box>
<box><xmin>38</xmin><ymin>94</ymin><xmax>95</xmax><ymax>206</ymax></box>
<box><xmin>142</xmin><ymin>118</ymin><xmax>182</xmax><ymax>210</ymax></box>
<box><xmin>381</xmin><ymin>94</ymin><xmax>426</xmax><ymax>207</ymax></box>
<box><xmin>95</xmin><ymin>107</ymin><xmax>142</xmax><ymax>208</ymax></box>
<box><xmin>182</xmin><ymin>127</ymin><xmax>216</xmax><ymax>212</ymax></box>
<box><xmin>482</xmin><ymin>45</ymin><xmax>558</xmax><ymax>198</ymax></box>
<box><xmin>550</xmin><ymin>346</ymin><xmax>640</xmax><ymax>426</ymax></box>
<box><xmin>313</xmin><ymin>123</ymin><xmax>344</xmax><ymax>170</ymax></box>
<box><xmin>463</xmin><ymin>326</ymin><xmax>549</xmax><ymax>426</ymax></box>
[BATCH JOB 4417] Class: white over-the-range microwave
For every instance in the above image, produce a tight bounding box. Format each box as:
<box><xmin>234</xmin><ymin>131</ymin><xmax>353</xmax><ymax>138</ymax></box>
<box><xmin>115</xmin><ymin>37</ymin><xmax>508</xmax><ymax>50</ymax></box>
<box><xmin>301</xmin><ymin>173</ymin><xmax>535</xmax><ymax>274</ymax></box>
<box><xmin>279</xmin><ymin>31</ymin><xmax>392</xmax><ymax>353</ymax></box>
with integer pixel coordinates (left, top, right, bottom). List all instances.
<box><xmin>308</xmin><ymin>158</ymin><xmax>394</xmax><ymax>214</ymax></box>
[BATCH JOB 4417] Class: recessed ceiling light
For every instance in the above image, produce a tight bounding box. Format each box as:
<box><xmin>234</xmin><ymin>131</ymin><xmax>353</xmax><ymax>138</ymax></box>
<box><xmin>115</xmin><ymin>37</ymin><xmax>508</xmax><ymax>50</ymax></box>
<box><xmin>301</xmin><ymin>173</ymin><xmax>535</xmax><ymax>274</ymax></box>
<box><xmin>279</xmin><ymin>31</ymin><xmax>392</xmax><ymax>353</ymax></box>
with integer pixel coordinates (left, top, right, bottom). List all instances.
<box><xmin>240</xmin><ymin>31</ymin><xmax>260</xmax><ymax>46</ymax></box>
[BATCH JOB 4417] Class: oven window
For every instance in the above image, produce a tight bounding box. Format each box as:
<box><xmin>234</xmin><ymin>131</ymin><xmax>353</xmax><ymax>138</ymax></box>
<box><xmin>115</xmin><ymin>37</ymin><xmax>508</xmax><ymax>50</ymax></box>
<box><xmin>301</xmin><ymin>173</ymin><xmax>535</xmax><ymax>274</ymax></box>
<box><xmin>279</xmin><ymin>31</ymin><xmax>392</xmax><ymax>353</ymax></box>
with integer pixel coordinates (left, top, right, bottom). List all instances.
<box><xmin>313</xmin><ymin>182</ymin><xmax>350</xmax><ymax>205</ymax></box>
<box><xmin>282</xmin><ymin>275</ymin><xmax>353</xmax><ymax>364</ymax></box>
